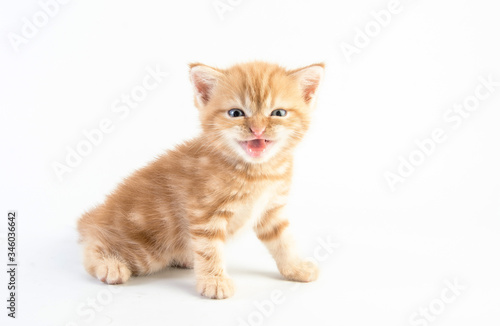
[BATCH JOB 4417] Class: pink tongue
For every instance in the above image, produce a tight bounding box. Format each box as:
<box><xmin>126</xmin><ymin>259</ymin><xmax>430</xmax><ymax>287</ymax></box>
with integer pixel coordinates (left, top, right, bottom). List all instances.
<box><xmin>247</xmin><ymin>139</ymin><xmax>266</xmax><ymax>151</ymax></box>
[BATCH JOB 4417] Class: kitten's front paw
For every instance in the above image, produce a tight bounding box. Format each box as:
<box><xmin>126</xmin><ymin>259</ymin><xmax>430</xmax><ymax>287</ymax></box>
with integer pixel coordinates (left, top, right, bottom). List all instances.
<box><xmin>95</xmin><ymin>259</ymin><xmax>131</xmax><ymax>285</ymax></box>
<box><xmin>197</xmin><ymin>276</ymin><xmax>235</xmax><ymax>299</ymax></box>
<box><xmin>279</xmin><ymin>260</ymin><xmax>319</xmax><ymax>282</ymax></box>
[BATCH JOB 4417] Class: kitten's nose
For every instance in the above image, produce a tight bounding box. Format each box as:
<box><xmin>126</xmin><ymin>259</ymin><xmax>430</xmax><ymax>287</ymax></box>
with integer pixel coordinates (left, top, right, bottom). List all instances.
<box><xmin>250</xmin><ymin>127</ymin><xmax>266</xmax><ymax>138</ymax></box>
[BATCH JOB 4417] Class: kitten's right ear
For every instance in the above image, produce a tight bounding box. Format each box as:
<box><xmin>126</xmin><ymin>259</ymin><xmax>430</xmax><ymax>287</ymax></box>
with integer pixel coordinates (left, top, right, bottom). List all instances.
<box><xmin>189</xmin><ymin>63</ymin><xmax>222</xmax><ymax>107</ymax></box>
<box><xmin>289</xmin><ymin>63</ymin><xmax>325</xmax><ymax>104</ymax></box>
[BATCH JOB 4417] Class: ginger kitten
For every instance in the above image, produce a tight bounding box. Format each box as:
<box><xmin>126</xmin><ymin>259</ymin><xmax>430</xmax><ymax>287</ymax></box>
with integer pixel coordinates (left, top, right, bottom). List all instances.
<box><xmin>78</xmin><ymin>61</ymin><xmax>324</xmax><ymax>299</ymax></box>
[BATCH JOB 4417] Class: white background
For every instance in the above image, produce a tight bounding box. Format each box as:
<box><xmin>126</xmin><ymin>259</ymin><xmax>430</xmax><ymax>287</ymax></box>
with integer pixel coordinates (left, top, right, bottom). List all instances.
<box><xmin>1</xmin><ymin>0</ymin><xmax>499</xmax><ymax>325</ymax></box>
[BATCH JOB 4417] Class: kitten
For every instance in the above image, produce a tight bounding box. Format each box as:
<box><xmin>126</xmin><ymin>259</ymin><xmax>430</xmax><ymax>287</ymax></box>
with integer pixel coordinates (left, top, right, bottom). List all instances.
<box><xmin>78</xmin><ymin>61</ymin><xmax>324</xmax><ymax>299</ymax></box>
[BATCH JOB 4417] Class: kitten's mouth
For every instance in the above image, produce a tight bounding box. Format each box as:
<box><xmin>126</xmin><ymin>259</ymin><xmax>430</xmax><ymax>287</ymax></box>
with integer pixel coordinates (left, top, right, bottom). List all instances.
<box><xmin>239</xmin><ymin>139</ymin><xmax>273</xmax><ymax>158</ymax></box>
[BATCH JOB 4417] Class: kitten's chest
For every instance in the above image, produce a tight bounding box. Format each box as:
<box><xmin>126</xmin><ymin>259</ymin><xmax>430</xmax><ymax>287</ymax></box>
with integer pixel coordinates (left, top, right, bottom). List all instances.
<box><xmin>226</xmin><ymin>182</ymin><xmax>277</xmax><ymax>236</ymax></box>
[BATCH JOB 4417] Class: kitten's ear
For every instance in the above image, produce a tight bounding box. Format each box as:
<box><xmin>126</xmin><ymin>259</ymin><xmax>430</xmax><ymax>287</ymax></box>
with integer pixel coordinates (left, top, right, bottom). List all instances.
<box><xmin>189</xmin><ymin>63</ymin><xmax>222</xmax><ymax>106</ymax></box>
<box><xmin>289</xmin><ymin>63</ymin><xmax>325</xmax><ymax>103</ymax></box>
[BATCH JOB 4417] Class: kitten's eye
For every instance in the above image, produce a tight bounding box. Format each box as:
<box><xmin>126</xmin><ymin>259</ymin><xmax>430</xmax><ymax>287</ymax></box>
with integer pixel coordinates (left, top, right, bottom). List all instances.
<box><xmin>271</xmin><ymin>109</ymin><xmax>287</xmax><ymax>117</ymax></box>
<box><xmin>228</xmin><ymin>109</ymin><xmax>245</xmax><ymax>118</ymax></box>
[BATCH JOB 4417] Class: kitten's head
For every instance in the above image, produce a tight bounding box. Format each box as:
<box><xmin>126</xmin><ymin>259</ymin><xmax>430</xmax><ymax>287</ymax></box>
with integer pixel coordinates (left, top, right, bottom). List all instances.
<box><xmin>189</xmin><ymin>61</ymin><xmax>324</xmax><ymax>164</ymax></box>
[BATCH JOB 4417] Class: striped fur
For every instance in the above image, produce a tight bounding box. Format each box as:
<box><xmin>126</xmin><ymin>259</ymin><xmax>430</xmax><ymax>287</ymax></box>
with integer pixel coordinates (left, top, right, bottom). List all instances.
<box><xmin>78</xmin><ymin>61</ymin><xmax>324</xmax><ymax>299</ymax></box>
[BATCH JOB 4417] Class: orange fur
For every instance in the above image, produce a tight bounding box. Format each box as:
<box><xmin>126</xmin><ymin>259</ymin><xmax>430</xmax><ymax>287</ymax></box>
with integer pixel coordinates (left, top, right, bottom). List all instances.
<box><xmin>78</xmin><ymin>61</ymin><xmax>324</xmax><ymax>299</ymax></box>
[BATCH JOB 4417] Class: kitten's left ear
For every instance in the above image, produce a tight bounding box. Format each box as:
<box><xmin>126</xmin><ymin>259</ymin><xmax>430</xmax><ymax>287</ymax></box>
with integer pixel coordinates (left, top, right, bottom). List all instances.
<box><xmin>189</xmin><ymin>63</ymin><xmax>222</xmax><ymax>107</ymax></box>
<box><xmin>289</xmin><ymin>63</ymin><xmax>325</xmax><ymax>103</ymax></box>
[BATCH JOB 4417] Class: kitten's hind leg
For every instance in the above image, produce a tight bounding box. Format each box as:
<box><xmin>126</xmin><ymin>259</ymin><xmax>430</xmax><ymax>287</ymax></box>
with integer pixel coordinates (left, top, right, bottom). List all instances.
<box><xmin>82</xmin><ymin>244</ymin><xmax>132</xmax><ymax>285</ymax></box>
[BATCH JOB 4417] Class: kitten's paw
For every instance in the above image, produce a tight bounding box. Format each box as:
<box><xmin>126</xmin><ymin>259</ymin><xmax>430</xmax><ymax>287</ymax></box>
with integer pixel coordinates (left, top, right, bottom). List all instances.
<box><xmin>95</xmin><ymin>258</ymin><xmax>131</xmax><ymax>285</ymax></box>
<box><xmin>279</xmin><ymin>260</ymin><xmax>319</xmax><ymax>282</ymax></box>
<box><xmin>197</xmin><ymin>276</ymin><xmax>235</xmax><ymax>299</ymax></box>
